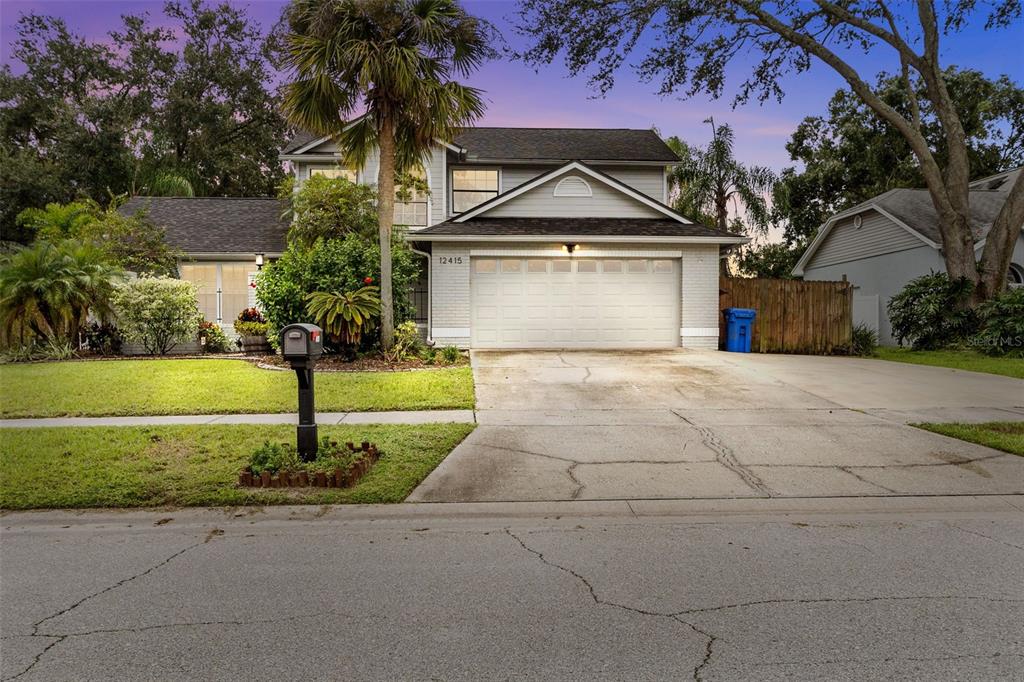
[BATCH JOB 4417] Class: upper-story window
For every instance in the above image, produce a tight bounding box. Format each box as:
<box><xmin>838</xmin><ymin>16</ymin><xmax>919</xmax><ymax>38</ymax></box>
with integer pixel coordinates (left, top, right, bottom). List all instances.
<box><xmin>451</xmin><ymin>168</ymin><xmax>498</xmax><ymax>214</ymax></box>
<box><xmin>394</xmin><ymin>165</ymin><xmax>429</xmax><ymax>228</ymax></box>
<box><xmin>310</xmin><ymin>165</ymin><xmax>357</xmax><ymax>182</ymax></box>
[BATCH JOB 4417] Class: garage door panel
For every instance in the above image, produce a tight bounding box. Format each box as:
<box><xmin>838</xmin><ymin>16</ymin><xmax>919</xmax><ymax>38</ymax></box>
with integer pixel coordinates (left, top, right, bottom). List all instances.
<box><xmin>471</xmin><ymin>257</ymin><xmax>679</xmax><ymax>349</ymax></box>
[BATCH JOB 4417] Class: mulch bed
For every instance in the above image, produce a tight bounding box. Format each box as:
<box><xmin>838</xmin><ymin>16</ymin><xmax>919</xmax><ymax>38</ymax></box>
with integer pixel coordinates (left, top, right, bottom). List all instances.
<box><xmin>239</xmin><ymin>441</ymin><xmax>380</xmax><ymax>489</ymax></box>
<box><xmin>254</xmin><ymin>353</ymin><xmax>467</xmax><ymax>372</ymax></box>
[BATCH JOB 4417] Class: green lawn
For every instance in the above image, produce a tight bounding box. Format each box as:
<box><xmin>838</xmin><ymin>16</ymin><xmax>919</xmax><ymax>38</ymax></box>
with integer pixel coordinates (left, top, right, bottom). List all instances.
<box><xmin>914</xmin><ymin>421</ymin><xmax>1024</xmax><ymax>457</ymax></box>
<box><xmin>0</xmin><ymin>359</ymin><xmax>474</xmax><ymax>418</ymax></box>
<box><xmin>874</xmin><ymin>347</ymin><xmax>1024</xmax><ymax>380</ymax></box>
<box><xmin>0</xmin><ymin>423</ymin><xmax>474</xmax><ymax>509</ymax></box>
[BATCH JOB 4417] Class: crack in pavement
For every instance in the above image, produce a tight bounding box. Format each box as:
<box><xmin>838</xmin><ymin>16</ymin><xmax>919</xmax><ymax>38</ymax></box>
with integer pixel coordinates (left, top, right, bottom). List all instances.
<box><xmin>672</xmin><ymin>410</ymin><xmax>776</xmax><ymax>497</ymax></box>
<box><xmin>4</xmin><ymin>540</ymin><xmax>205</xmax><ymax>681</ymax></box>
<box><xmin>836</xmin><ymin>466</ymin><xmax>901</xmax><ymax>494</ymax></box>
<box><xmin>503</xmin><ymin>528</ymin><xmax>1024</xmax><ymax>679</ymax></box>
<box><xmin>567</xmin><ymin>462</ymin><xmax>585</xmax><ymax>500</ymax></box>
<box><xmin>504</xmin><ymin>528</ymin><xmax>719</xmax><ymax>681</ymax></box>
<box><xmin>946</xmin><ymin>523</ymin><xmax>1024</xmax><ymax>552</ymax></box>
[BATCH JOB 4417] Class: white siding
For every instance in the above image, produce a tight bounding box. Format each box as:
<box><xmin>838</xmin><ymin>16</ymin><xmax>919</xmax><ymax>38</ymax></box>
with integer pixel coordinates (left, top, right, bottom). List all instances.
<box><xmin>806</xmin><ymin>209</ymin><xmax>924</xmax><ymax>269</ymax></box>
<box><xmin>485</xmin><ymin>169</ymin><xmax>662</xmax><ymax>219</ymax></box>
<box><xmin>603</xmin><ymin>167</ymin><xmax>666</xmax><ymax>202</ymax></box>
<box><xmin>680</xmin><ymin>245</ymin><xmax>721</xmax><ymax>349</ymax></box>
<box><xmin>430</xmin><ymin>243</ymin><xmax>472</xmax><ymax>347</ymax></box>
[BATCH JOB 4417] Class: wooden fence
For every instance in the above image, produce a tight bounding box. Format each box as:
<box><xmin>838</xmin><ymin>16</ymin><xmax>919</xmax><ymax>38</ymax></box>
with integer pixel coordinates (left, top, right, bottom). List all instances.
<box><xmin>718</xmin><ymin>276</ymin><xmax>853</xmax><ymax>354</ymax></box>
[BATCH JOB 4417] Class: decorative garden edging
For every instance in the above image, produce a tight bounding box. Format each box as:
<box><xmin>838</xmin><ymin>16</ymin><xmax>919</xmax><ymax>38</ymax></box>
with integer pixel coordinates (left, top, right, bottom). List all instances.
<box><xmin>238</xmin><ymin>441</ymin><xmax>380</xmax><ymax>489</ymax></box>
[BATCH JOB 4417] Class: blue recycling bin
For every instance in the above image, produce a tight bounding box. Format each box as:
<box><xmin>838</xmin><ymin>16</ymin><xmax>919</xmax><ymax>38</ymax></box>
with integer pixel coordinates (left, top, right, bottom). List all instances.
<box><xmin>724</xmin><ymin>308</ymin><xmax>756</xmax><ymax>353</ymax></box>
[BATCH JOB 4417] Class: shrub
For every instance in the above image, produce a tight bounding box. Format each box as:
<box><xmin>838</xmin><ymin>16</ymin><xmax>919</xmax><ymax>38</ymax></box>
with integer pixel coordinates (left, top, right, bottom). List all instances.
<box><xmin>84</xmin><ymin>322</ymin><xmax>124</xmax><ymax>355</ymax></box>
<box><xmin>440</xmin><ymin>345</ymin><xmax>461</xmax><ymax>364</ymax></box>
<box><xmin>256</xmin><ymin>233</ymin><xmax>418</xmax><ymax>349</ymax></box>
<box><xmin>887</xmin><ymin>272</ymin><xmax>979</xmax><ymax>350</ymax></box>
<box><xmin>233</xmin><ymin>307</ymin><xmax>268</xmax><ymax>336</ymax></box>
<box><xmin>283</xmin><ymin>174</ymin><xmax>378</xmax><ymax>247</ymax></box>
<box><xmin>306</xmin><ymin>286</ymin><xmax>381</xmax><ymax>352</ymax></box>
<box><xmin>851</xmin><ymin>323</ymin><xmax>878</xmax><ymax>357</ymax></box>
<box><xmin>113</xmin><ymin>277</ymin><xmax>203</xmax><ymax>355</ymax></box>
<box><xmin>0</xmin><ymin>239</ymin><xmax>124</xmax><ymax>345</ymax></box>
<box><xmin>197</xmin><ymin>321</ymin><xmax>231</xmax><ymax>353</ymax></box>
<box><xmin>421</xmin><ymin>346</ymin><xmax>437</xmax><ymax>365</ymax></box>
<box><xmin>384</xmin><ymin>321</ymin><xmax>423</xmax><ymax>362</ymax></box>
<box><xmin>972</xmin><ymin>287</ymin><xmax>1024</xmax><ymax>357</ymax></box>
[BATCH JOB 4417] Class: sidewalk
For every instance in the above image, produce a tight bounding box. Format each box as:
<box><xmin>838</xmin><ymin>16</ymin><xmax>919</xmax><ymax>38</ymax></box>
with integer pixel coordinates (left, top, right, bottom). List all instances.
<box><xmin>0</xmin><ymin>409</ymin><xmax>476</xmax><ymax>428</ymax></box>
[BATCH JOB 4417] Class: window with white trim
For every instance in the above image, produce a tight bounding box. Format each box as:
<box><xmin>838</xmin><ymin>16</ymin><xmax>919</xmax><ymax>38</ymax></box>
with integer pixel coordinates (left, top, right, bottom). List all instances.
<box><xmin>451</xmin><ymin>168</ymin><xmax>498</xmax><ymax>213</ymax></box>
<box><xmin>309</xmin><ymin>166</ymin><xmax>357</xmax><ymax>182</ymax></box>
<box><xmin>394</xmin><ymin>165</ymin><xmax>429</xmax><ymax>228</ymax></box>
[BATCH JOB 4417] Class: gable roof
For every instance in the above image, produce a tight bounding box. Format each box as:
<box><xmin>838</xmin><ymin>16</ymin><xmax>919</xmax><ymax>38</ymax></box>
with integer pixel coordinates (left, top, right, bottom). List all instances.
<box><xmin>453</xmin><ymin>161</ymin><xmax>691</xmax><ymax>224</ymax></box>
<box><xmin>969</xmin><ymin>166</ymin><xmax>1021</xmax><ymax>192</ymax></box>
<box><xmin>792</xmin><ymin>186</ymin><xmax>1013</xmax><ymax>276</ymax></box>
<box><xmin>410</xmin><ymin>217</ymin><xmax>746</xmax><ymax>243</ymax></box>
<box><xmin>450</xmin><ymin>127</ymin><xmax>679</xmax><ymax>163</ymax></box>
<box><xmin>120</xmin><ymin>197</ymin><xmax>288</xmax><ymax>255</ymax></box>
<box><xmin>283</xmin><ymin>127</ymin><xmax>680</xmax><ymax>163</ymax></box>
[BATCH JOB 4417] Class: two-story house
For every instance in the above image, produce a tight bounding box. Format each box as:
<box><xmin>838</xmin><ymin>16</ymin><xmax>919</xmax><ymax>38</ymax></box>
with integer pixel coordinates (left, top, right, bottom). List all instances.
<box><xmin>123</xmin><ymin>127</ymin><xmax>746</xmax><ymax>350</ymax></box>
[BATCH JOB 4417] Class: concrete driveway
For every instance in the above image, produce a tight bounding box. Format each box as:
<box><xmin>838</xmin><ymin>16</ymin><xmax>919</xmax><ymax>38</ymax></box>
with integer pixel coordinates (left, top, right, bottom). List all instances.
<box><xmin>409</xmin><ymin>350</ymin><xmax>1024</xmax><ymax>502</ymax></box>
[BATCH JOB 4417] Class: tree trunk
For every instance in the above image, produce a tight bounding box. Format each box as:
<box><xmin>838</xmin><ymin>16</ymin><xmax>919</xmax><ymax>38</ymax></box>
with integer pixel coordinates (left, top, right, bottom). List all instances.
<box><xmin>376</xmin><ymin>117</ymin><xmax>396</xmax><ymax>351</ymax></box>
<box><xmin>977</xmin><ymin>170</ymin><xmax>1024</xmax><ymax>299</ymax></box>
<box><xmin>715</xmin><ymin>191</ymin><xmax>732</xmax><ymax>276</ymax></box>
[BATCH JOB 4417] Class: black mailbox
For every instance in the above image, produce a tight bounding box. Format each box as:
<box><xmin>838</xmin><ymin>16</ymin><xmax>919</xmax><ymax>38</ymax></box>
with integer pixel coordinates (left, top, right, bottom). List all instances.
<box><xmin>279</xmin><ymin>323</ymin><xmax>323</xmax><ymax>461</ymax></box>
<box><xmin>281</xmin><ymin>323</ymin><xmax>323</xmax><ymax>361</ymax></box>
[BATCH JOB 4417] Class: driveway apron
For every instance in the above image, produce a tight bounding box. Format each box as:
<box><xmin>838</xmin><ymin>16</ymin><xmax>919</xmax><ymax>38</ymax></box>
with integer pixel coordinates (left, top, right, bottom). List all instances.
<box><xmin>409</xmin><ymin>350</ymin><xmax>1024</xmax><ymax>502</ymax></box>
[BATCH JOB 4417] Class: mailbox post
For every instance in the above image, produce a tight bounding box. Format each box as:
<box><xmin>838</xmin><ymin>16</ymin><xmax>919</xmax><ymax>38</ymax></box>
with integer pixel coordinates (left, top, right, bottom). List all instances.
<box><xmin>280</xmin><ymin>323</ymin><xmax>324</xmax><ymax>462</ymax></box>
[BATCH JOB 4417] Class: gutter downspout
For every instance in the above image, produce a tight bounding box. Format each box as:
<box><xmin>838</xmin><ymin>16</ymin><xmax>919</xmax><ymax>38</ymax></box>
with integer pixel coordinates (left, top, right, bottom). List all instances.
<box><xmin>410</xmin><ymin>246</ymin><xmax>432</xmax><ymax>345</ymax></box>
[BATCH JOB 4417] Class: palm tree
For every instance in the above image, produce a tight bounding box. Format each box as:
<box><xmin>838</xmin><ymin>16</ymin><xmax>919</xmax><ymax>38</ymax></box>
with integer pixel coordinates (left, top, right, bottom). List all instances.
<box><xmin>281</xmin><ymin>0</ymin><xmax>490</xmax><ymax>349</ymax></box>
<box><xmin>667</xmin><ymin>119</ymin><xmax>776</xmax><ymax>237</ymax></box>
<box><xmin>0</xmin><ymin>240</ymin><xmax>123</xmax><ymax>345</ymax></box>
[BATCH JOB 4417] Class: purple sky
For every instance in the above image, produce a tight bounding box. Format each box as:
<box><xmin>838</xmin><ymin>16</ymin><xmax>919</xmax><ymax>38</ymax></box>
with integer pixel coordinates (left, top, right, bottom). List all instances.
<box><xmin>2</xmin><ymin>0</ymin><xmax>1022</xmax><ymax>172</ymax></box>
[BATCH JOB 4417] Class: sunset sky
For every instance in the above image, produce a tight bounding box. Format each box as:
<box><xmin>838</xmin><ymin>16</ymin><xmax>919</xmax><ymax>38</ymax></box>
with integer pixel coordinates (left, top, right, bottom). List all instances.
<box><xmin>2</xmin><ymin>0</ymin><xmax>1021</xmax><ymax>172</ymax></box>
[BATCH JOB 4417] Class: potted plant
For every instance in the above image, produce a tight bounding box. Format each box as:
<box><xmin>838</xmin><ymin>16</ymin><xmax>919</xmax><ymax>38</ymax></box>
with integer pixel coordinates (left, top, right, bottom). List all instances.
<box><xmin>233</xmin><ymin>307</ymin><xmax>271</xmax><ymax>354</ymax></box>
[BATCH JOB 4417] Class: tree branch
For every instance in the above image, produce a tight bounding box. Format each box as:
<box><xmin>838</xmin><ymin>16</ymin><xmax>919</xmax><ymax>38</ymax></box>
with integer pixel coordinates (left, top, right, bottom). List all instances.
<box><xmin>813</xmin><ymin>0</ymin><xmax>925</xmax><ymax>72</ymax></box>
<box><xmin>733</xmin><ymin>0</ymin><xmax>952</xmax><ymax>214</ymax></box>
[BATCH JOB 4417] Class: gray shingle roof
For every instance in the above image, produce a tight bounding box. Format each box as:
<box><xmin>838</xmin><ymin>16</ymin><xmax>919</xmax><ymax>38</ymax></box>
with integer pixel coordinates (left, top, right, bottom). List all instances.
<box><xmin>451</xmin><ymin>128</ymin><xmax>679</xmax><ymax>162</ymax></box>
<box><xmin>282</xmin><ymin>130</ymin><xmax>321</xmax><ymax>155</ymax></box>
<box><xmin>282</xmin><ymin>127</ymin><xmax>681</xmax><ymax>162</ymax></box>
<box><xmin>413</xmin><ymin>217</ymin><xmax>737</xmax><ymax>239</ymax></box>
<box><xmin>120</xmin><ymin>197</ymin><xmax>288</xmax><ymax>255</ymax></box>
<box><xmin>842</xmin><ymin>188</ymin><xmax>1009</xmax><ymax>243</ymax></box>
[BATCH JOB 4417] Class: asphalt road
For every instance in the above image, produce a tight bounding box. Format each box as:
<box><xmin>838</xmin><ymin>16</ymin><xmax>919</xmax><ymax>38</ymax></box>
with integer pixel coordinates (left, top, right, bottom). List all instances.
<box><xmin>3</xmin><ymin>497</ymin><xmax>1023</xmax><ymax>681</ymax></box>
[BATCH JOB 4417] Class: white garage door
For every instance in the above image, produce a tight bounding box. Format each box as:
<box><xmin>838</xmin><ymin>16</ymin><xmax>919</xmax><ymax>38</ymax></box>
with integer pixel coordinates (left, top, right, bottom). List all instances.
<box><xmin>471</xmin><ymin>257</ymin><xmax>680</xmax><ymax>348</ymax></box>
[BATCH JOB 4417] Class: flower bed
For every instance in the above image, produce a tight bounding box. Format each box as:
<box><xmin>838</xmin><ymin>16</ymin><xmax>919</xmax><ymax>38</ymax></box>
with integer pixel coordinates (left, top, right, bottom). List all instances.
<box><xmin>238</xmin><ymin>440</ymin><xmax>380</xmax><ymax>488</ymax></box>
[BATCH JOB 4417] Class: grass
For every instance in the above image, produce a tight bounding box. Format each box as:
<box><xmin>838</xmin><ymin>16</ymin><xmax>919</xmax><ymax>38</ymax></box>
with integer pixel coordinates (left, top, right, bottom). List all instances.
<box><xmin>0</xmin><ymin>423</ymin><xmax>475</xmax><ymax>509</ymax></box>
<box><xmin>874</xmin><ymin>347</ymin><xmax>1024</xmax><ymax>380</ymax></box>
<box><xmin>0</xmin><ymin>359</ymin><xmax>475</xmax><ymax>418</ymax></box>
<box><xmin>914</xmin><ymin>421</ymin><xmax>1024</xmax><ymax>457</ymax></box>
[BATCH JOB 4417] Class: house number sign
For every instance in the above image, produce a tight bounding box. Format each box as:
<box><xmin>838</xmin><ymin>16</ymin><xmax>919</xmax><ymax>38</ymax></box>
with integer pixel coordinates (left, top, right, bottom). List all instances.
<box><xmin>438</xmin><ymin>256</ymin><xmax>464</xmax><ymax>265</ymax></box>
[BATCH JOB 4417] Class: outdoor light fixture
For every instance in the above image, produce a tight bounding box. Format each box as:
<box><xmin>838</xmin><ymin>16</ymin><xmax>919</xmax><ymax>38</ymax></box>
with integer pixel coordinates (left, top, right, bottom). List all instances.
<box><xmin>255</xmin><ymin>253</ymin><xmax>265</xmax><ymax>270</ymax></box>
<box><xmin>562</xmin><ymin>243</ymin><xmax>577</xmax><ymax>254</ymax></box>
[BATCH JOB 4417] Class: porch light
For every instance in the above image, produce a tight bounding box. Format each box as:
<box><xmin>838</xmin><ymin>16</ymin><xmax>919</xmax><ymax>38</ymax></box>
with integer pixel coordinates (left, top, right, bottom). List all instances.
<box><xmin>255</xmin><ymin>253</ymin><xmax>265</xmax><ymax>270</ymax></box>
<box><xmin>562</xmin><ymin>243</ymin><xmax>577</xmax><ymax>254</ymax></box>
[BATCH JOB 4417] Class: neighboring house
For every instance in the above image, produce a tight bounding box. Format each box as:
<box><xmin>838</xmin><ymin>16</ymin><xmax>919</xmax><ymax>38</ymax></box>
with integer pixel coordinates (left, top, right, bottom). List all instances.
<box><xmin>793</xmin><ymin>167</ymin><xmax>1024</xmax><ymax>346</ymax></box>
<box><xmin>119</xmin><ymin>197</ymin><xmax>288</xmax><ymax>328</ymax></box>
<box><xmin>128</xmin><ymin>127</ymin><xmax>747</xmax><ymax>349</ymax></box>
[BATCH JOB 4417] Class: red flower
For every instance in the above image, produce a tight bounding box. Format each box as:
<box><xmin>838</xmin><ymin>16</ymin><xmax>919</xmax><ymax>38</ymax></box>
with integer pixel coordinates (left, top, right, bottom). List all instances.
<box><xmin>363</xmin><ymin>276</ymin><xmax>374</xmax><ymax>285</ymax></box>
